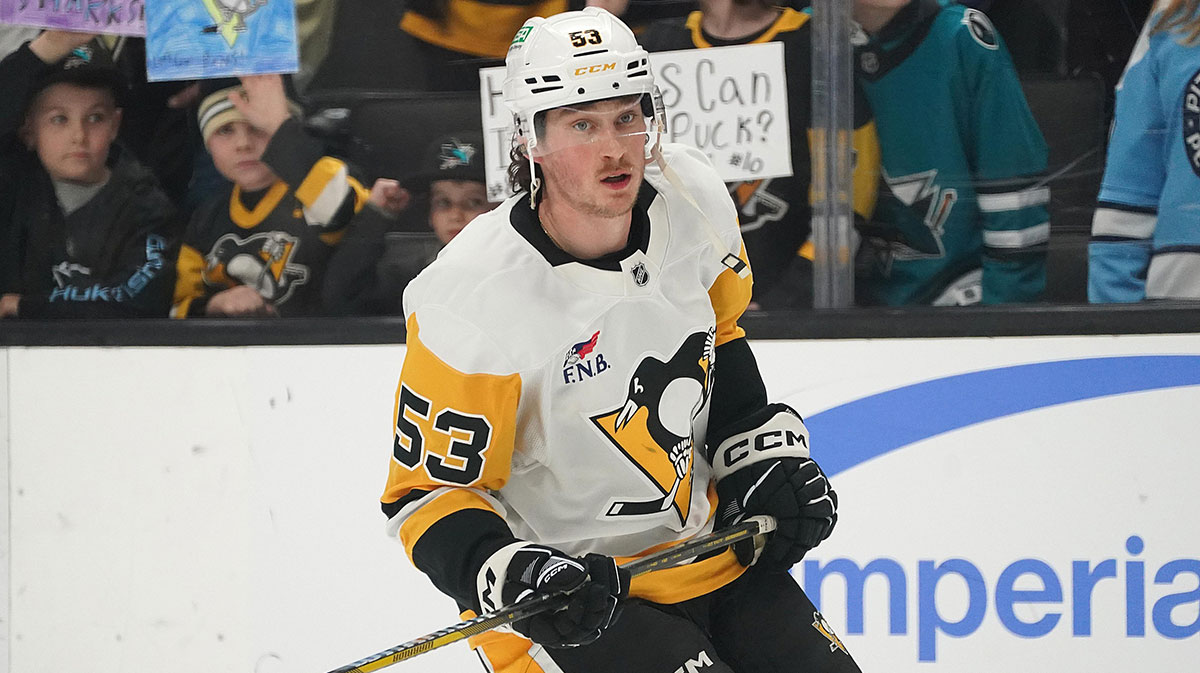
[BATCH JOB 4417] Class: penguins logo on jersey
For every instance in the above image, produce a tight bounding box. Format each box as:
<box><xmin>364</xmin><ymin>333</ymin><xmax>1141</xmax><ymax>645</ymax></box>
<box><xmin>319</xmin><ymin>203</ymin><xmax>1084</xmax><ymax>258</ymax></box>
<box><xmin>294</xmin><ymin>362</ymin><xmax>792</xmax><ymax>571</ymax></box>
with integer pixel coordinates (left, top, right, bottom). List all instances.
<box><xmin>812</xmin><ymin>611</ymin><xmax>848</xmax><ymax>655</ymax></box>
<box><xmin>731</xmin><ymin>179</ymin><xmax>788</xmax><ymax>233</ymax></box>
<box><xmin>590</xmin><ymin>328</ymin><xmax>716</xmax><ymax>526</ymax></box>
<box><xmin>1184</xmin><ymin>67</ymin><xmax>1200</xmax><ymax>177</ymax></box>
<box><xmin>963</xmin><ymin>9</ymin><xmax>999</xmax><ymax>51</ymax></box>
<box><xmin>202</xmin><ymin>231</ymin><xmax>310</xmax><ymax>304</ymax></box>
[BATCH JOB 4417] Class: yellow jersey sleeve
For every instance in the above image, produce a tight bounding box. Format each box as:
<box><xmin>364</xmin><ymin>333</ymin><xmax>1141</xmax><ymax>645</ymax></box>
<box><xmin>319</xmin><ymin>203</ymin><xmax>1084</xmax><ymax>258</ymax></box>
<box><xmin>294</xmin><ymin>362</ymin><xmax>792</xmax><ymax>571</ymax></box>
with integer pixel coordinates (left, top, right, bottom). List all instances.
<box><xmin>707</xmin><ymin>241</ymin><xmax>754</xmax><ymax>347</ymax></box>
<box><xmin>382</xmin><ymin>313</ymin><xmax>522</xmax><ymax>561</ymax></box>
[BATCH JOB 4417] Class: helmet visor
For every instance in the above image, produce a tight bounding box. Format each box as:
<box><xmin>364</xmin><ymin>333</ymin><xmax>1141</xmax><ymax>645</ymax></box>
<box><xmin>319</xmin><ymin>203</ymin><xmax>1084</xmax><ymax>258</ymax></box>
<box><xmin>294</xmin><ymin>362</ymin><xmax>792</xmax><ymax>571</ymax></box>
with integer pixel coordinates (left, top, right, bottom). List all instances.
<box><xmin>527</xmin><ymin>92</ymin><xmax>663</xmax><ymax>159</ymax></box>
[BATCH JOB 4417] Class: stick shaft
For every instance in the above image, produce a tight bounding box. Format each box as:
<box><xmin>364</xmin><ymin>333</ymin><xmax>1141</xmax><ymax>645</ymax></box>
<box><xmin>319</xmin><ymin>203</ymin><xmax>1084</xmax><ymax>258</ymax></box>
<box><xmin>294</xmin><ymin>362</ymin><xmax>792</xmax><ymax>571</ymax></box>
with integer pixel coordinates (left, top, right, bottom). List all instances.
<box><xmin>327</xmin><ymin>516</ymin><xmax>775</xmax><ymax>673</ymax></box>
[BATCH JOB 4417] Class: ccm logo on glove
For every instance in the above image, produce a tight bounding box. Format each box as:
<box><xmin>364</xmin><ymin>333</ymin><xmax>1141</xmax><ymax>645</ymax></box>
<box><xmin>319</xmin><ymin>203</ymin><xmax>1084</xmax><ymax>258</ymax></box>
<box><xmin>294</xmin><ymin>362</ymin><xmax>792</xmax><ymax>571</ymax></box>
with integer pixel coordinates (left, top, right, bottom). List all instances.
<box><xmin>712</xmin><ymin>405</ymin><xmax>810</xmax><ymax>480</ymax></box>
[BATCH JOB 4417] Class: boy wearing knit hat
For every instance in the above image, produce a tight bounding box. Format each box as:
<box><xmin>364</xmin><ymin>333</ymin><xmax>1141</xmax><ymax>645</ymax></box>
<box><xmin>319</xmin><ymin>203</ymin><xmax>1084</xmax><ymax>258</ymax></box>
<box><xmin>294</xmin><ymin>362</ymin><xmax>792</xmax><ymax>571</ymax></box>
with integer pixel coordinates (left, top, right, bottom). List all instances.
<box><xmin>172</xmin><ymin>74</ymin><xmax>377</xmax><ymax>317</ymax></box>
<box><xmin>0</xmin><ymin>30</ymin><xmax>179</xmax><ymax>319</ymax></box>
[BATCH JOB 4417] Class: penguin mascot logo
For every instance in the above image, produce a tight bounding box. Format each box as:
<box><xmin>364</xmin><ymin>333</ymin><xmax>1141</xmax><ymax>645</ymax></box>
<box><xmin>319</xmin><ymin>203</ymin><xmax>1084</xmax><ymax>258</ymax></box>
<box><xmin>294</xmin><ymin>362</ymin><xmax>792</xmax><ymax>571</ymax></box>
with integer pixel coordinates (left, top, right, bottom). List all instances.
<box><xmin>202</xmin><ymin>231</ymin><xmax>310</xmax><ymax>304</ymax></box>
<box><xmin>590</xmin><ymin>328</ymin><xmax>716</xmax><ymax>527</ymax></box>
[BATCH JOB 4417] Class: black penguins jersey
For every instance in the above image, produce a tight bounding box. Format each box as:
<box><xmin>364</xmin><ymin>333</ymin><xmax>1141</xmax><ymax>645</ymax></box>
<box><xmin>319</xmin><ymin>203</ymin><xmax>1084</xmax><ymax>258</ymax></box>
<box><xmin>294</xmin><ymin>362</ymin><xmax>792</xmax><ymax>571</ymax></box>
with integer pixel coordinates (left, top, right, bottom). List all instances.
<box><xmin>171</xmin><ymin>120</ymin><xmax>369</xmax><ymax>317</ymax></box>
<box><xmin>640</xmin><ymin>8</ymin><xmax>881</xmax><ymax>308</ymax></box>
<box><xmin>381</xmin><ymin>144</ymin><xmax>757</xmax><ymax>607</ymax></box>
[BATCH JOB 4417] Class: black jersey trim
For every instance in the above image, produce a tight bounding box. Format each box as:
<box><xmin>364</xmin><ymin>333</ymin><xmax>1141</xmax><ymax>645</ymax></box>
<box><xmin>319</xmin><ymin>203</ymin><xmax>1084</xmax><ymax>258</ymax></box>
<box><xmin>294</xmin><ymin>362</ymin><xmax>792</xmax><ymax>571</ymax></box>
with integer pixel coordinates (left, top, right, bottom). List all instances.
<box><xmin>509</xmin><ymin>181</ymin><xmax>659</xmax><ymax>271</ymax></box>
<box><xmin>410</xmin><ymin>508</ymin><xmax>517</xmax><ymax>610</ymax></box>
<box><xmin>1152</xmin><ymin>245</ymin><xmax>1200</xmax><ymax>256</ymax></box>
<box><xmin>381</xmin><ymin>487</ymin><xmax>433</xmax><ymax>519</ymax></box>
<box><xmin>1097</xmin><ymin>201</ymin><xmax>1159</xmax><ymax>215</ymax></box>
<box><xmin>857</xmin><ymin>0</ymin><xmax>942</xmax><ymax>82</ymax></box>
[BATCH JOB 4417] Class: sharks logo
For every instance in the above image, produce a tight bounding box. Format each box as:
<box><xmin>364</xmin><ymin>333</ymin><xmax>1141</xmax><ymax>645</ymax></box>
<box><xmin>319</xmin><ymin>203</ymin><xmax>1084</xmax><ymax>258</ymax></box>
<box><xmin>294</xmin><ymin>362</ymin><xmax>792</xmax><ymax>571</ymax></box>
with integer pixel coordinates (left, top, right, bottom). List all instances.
<box><xmin>202</xmin><ymin>231</ymin><xmax>309</xmax><ymax>305</ymax></box>
<box><xmin>861</xmin><ymin>169</ymin><xmax>957</xmax><ymax>271</ymax></box>
<box><xmin>590</xmin><ymin>328</ymin><xmax>716</xmax><ymax>526</ymax></box>
<box><xmin>438</xmin><ymin>137</ymin><xmax>477</xmax><ymax>171</ymax></box>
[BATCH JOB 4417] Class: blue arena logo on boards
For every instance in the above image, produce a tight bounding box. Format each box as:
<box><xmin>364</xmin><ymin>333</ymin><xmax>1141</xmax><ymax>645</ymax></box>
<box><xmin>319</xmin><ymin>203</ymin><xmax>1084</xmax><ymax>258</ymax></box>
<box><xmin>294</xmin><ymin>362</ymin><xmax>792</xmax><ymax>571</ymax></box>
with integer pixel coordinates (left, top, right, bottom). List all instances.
<box><xmin>797</xmin><ymin>355</ymin><xmax>1200</xmax><ymax>661</ymax></box>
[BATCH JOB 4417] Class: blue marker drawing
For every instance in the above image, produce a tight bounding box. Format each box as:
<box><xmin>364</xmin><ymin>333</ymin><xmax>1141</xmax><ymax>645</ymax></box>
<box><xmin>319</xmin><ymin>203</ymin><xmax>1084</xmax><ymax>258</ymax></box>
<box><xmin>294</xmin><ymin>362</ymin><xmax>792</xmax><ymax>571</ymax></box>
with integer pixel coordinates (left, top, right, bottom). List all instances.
<box><xmin>145</xmin><ymin>0</ymin><xmax>298</xmax><ymax>81</ymax></box>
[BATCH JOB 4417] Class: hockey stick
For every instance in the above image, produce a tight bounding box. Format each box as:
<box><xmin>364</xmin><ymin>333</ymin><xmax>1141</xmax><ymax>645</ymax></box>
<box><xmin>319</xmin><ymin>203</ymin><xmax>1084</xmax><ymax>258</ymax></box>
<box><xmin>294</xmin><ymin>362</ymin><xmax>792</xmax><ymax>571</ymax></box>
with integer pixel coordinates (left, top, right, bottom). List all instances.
<box><xmin>326</xmin><ymin>515</ymin><xmax>777</xmax><ymax>673</ymax></box>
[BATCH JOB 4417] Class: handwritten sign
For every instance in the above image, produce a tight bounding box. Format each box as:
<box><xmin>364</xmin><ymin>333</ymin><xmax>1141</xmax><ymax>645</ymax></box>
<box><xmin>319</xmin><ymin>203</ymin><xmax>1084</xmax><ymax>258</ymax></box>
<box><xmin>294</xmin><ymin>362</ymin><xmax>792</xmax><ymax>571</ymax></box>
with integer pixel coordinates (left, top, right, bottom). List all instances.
<box><xmin>478</xmin><ymin>42</ymin><xmax>791</xmax><ymax>201</ymax></box>
<box><xmin>144</xmin><ymin>0</ymin><xmax>298</xmax><ymax>82</ymax></box>
<box><xmin>0</xmin><ymin>0</ymin><xmax>145</xmax><ymax>36</ymax></box>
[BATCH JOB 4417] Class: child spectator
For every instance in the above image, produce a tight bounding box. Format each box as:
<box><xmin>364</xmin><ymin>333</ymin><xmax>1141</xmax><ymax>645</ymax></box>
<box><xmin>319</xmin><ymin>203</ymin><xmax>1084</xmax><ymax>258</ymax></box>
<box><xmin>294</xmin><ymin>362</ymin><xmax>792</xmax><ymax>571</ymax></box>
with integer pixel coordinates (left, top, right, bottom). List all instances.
<box><xmin>0</xmin><ymin>30</ymin><xmax>179</xmax><ymax>319</ymax></box>
<box><xmin>1088</xmin><ymin>0</ymin><xmax>1200</xmax><ymax>301</ymax></box>
<box><xmin>171</xmin><ymin>75</ymin><xmax>373</xmax><ymax>318</ymax></box>
<box><xmin>641</xmin><ymin>0</ymin><xmax>880</xmax><ymax>309</ymax></box>
<box><xmin>852</xmin><ymin>0</ymin><xmax>1050</xmax><ymax>305</ymax></box>
<box><xmin>322</xmin><ymin>131</ymin><xmax>494</xmax><ymax>315</ymax></box>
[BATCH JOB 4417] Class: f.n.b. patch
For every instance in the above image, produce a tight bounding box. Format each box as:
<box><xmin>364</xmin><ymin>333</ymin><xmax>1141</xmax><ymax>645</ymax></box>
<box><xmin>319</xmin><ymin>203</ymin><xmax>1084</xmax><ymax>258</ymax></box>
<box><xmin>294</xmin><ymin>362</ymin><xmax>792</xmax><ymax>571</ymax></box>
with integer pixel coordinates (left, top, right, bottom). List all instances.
<box><xmin>563</xmin><ymin>330</ymin><xmax>610</xmax><ymax>384</ymax></box>
<box><xmin>962</xmin><ymin>9</ymin><xmax>999</xmax><ymax>51</ymax></box>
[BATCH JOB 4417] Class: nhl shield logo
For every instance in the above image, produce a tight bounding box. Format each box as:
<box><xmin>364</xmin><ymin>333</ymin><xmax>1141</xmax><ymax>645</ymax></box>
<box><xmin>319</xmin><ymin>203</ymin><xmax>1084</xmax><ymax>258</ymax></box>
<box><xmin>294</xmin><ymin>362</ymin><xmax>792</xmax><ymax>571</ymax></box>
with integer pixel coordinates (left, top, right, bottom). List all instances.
<box><xmin>631</xmin><ymin>262</ymin><xmax>649</xmax><ymax>287</ymax></box>
<box><xmin>859</xmin><ymin>50</ymin><xmax>879</xmax><ymax>76</ymax></box>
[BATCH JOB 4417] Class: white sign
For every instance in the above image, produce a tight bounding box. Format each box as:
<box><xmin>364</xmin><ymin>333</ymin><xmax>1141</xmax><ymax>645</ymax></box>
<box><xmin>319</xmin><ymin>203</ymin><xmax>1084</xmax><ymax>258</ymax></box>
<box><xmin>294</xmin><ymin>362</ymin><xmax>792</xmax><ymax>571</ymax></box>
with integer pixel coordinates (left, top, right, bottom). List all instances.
<box><xmin>478</xmin><ymin>42</ymin><xmax>791</xmax><ymax>202</ymax></box>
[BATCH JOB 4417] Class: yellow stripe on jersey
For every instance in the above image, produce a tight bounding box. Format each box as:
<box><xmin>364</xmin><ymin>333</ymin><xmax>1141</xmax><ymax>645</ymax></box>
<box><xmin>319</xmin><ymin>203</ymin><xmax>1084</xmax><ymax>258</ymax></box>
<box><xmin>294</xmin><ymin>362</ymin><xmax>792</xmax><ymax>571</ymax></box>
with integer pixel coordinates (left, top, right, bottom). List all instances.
<box><xmin>400</xmin><ymin>0</ymin><xmax>568</xmax><ymax>58</ymax></box>
<box><xmin>170</xmin><ymin>244</ymin><xmax>207</xmax><ymax>318</ymax></box>
<box><xmin>707</xmin><ymin>244</ymin><xmax>753</xmax><ymax>347</ymax></box>
<box><xmin>230</xmin><ymin>181</ymin><xmax>289</xmax><ymax>229</ymax></box>
<box><xmin>397</xmin><ymin>488</ymin><xmax>503</xmax><ymax>562</ymax></box>
<box><xmin>467</xmin><ymin>623</ymin><xmax>549</xmax><ymax>673</ymax></box>
<box><xmin>383</xmin><ymin>314</ymin><xmax>522</xmax><ymax>555</ymax></box>
<box><xmin>294</xmin><ymin>157</ymin><xmax>369</xmax><ymax>226</ymax></box>
<box><xmin>685</xmin><ymin>8</ymin><xmax>810</xmax><ymax>49</ymax></box>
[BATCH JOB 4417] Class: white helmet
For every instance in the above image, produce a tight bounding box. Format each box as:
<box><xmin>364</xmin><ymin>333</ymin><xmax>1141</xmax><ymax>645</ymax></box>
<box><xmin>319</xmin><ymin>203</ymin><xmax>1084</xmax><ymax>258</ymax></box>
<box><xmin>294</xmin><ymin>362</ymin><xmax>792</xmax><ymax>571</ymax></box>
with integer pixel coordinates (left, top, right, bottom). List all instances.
<box><xmin>503</xmin><ymin>7</ymin><xmax>665</xmax><ymax>198</ymax></box>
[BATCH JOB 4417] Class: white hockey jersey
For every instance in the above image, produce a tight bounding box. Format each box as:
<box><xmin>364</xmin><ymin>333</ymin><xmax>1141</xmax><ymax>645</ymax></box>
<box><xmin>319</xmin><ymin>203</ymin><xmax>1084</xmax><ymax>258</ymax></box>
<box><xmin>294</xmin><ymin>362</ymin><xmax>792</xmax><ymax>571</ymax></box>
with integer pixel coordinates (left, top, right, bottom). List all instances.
<box><xmin>382</xmin><ymin>143</ymin><xmax>755</xmax><ymax>604</ymax></box>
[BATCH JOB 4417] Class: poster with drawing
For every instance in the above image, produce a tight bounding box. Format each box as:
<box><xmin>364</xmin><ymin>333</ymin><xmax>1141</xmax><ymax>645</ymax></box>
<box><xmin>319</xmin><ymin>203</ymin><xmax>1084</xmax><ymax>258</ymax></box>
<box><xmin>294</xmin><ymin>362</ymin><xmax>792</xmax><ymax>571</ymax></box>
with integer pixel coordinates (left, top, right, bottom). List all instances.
<box><xmin>144</xmin><ymin>0</ymin><xmax>298</xmax><ymax>82</ymax></box>
<box><xmin>0</xmin><ymin>0</ymin><xmax>145</xmax><ymax>36</ymax></box>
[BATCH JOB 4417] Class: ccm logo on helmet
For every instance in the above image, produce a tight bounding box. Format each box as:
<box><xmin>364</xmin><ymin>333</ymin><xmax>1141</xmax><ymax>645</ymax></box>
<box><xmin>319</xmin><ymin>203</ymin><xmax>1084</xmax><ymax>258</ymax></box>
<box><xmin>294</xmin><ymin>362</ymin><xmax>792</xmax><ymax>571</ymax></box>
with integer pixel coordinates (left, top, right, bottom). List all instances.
<box><xmin>575</xmin><ymin>62</ymin><xmax>617</xmax><ymax>76</ymax></box>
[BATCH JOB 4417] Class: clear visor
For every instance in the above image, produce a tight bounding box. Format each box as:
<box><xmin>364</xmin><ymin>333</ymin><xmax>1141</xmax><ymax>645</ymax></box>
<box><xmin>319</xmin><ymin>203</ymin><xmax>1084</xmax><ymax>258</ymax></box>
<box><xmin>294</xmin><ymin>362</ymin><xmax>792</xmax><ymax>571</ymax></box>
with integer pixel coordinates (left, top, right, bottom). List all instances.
<box><xmin>525</xmin><ymin>91</ymin><xmax>665</xmax><ymax>159</ymax></box>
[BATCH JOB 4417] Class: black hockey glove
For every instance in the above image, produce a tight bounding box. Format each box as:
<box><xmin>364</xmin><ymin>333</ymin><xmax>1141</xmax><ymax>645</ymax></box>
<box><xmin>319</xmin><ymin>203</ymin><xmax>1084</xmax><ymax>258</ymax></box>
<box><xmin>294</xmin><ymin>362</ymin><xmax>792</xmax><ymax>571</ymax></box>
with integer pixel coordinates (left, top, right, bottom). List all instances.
<box><xmin>708</xmin><ymin>403</ymin><xmax>838</xmax><ymax>570</ymax></box>
<box><xmin>476</xmin><ymin>542</ymin><xmax>629</xmax><ymax>648</ymax></box>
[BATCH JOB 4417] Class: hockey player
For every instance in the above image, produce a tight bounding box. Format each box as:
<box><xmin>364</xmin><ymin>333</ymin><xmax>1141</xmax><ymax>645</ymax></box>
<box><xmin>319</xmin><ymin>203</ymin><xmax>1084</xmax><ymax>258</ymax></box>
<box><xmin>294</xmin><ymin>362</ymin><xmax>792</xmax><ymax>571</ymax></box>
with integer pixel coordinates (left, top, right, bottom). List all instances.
<box><xmin>852</xmin><ymin>0</ymin><xmax>1050</xmax><ymax>305</ymax></box>
<box><xmin>381</xmin><ymin>7</ymin><xmax>859</xmax><ymax>673</ymax></box>
<box><xmin>1088</xmin><ymin>0</ymin><xmax>1200</xmax><ymax>301</ymax></box>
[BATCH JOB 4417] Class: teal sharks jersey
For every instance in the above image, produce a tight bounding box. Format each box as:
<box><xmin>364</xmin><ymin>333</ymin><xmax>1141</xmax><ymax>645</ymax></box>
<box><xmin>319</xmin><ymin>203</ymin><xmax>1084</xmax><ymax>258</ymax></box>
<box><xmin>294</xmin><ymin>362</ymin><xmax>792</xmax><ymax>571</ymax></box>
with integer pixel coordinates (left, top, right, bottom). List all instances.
<box><xmin>855</xmin><ymin>0</ymin><xmax>1049</xmax><ymax>305</ymax></box>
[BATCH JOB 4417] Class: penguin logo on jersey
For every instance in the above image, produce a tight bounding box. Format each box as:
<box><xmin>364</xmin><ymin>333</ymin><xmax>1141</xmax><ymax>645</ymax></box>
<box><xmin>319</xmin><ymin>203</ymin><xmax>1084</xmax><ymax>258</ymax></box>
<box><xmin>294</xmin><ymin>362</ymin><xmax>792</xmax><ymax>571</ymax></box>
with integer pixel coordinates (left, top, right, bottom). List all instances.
<box><xmin>202</xmin><ymin>231</ymin><xmax>310</xmax><ymax>305</ymax></box>
<box><xmin>731</xmin><ymin>179</ymin><xmax>788</xmax><ymax>233</ymax></box>
<box><xmin>812</xmin><ymin>611</ymin><xmax>849</xmax><ymax>655</ymax></box>
<box><xmin>590</xmin><ymin>328</ymin><xmax>716</xmax><ymax>526</ymax></box>
<box><xmin>1184</xmin><ymin>67</ymin><xmax>1200</xmax><ymax>177</ymax></box>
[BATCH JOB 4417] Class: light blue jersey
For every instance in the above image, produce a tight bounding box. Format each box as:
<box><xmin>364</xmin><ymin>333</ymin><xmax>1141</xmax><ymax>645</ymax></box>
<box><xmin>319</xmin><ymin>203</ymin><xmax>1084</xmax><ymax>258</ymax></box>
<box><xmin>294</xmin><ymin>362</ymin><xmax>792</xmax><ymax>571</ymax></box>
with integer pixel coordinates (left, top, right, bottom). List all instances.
<box><xmin>1089</xmin><ymin>9</ymin><xmax>1200</xmax><ymax>301</ymax></box>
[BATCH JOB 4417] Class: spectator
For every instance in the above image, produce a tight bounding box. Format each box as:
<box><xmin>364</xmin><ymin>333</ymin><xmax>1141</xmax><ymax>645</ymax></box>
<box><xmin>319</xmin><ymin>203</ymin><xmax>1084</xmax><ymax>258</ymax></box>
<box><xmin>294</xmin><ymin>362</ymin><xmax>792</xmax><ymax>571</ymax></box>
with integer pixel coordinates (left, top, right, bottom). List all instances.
<box><xmin>641</xmin><ymin>0</ymin><xmax>880</xmax><ymax>309</ymax></box>
<box><xmin>1088</xmin><ymin>0</ymin><xmax>1200</xmax><ymax>302</ymax></box>
<box><xmin>323</xmin><ymin>131</ymin><xmax>494</xmax><ymax>315</ymax></box>
<box><xmin>0</xmin><ymin>31</ymin><xmax>179</xmax><ymax>319</ymax></box>
<box><xmin>852</xmin><ymin>0</ymin><xmax>1050</xmax><ymax>305</ymax></box>
<box><xmin>171</xmin><ymin>75</ymin><xmax>372</xmax><ymax>318</ymax></box>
